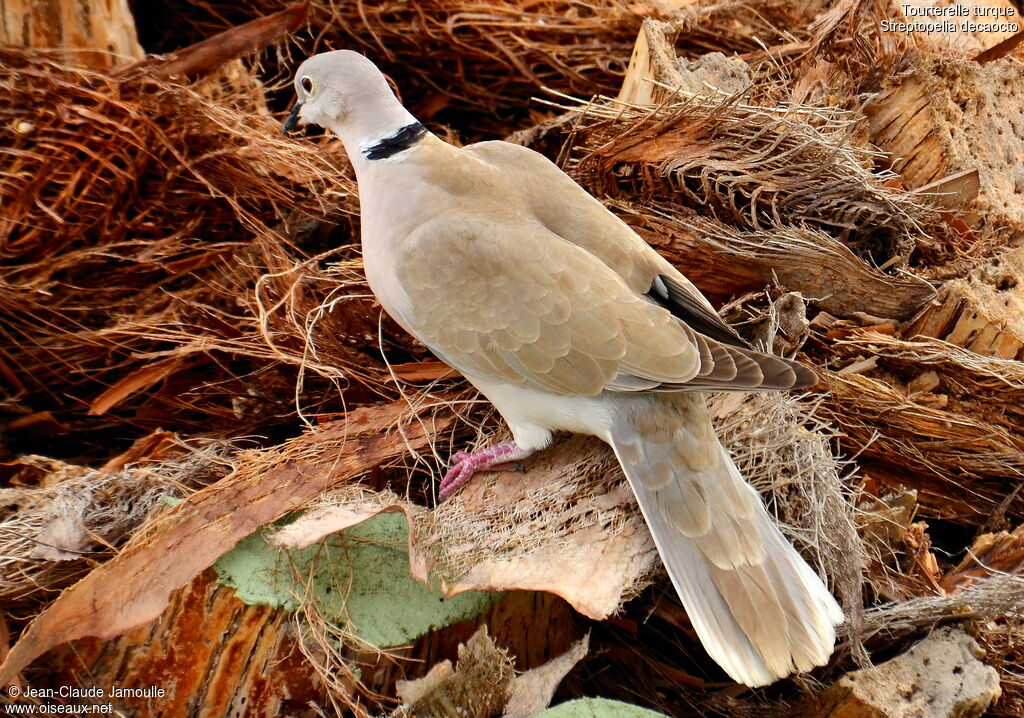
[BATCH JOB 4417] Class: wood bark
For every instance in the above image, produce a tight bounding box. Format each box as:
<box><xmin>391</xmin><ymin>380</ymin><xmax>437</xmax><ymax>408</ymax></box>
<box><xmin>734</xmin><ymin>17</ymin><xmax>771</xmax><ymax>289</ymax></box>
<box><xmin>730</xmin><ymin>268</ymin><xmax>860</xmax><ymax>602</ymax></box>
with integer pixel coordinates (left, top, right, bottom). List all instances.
<box><xmin>0</xmin><ymin>0</ymin><xmax>142</xmax><ymax>68</ymax></box>
<box><xmin>49</xmin><ymin>571</ymin><xmax>327</xmax><ymax>717</ymax></box>
<box><xmin>906</xmin><ymin>246</ymin><xmax>1024</xmax><ymax>360</ymax></box>
<box><xmin>865</xmin><ymin>53</ymin><xmax>1024</xmax><ymax>236</ymax></box>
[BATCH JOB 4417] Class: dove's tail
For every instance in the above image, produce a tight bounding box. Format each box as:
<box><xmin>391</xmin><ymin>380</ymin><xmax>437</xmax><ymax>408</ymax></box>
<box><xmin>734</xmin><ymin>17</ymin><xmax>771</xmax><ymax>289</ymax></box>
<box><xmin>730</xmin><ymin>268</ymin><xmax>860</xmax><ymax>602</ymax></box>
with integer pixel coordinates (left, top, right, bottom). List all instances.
<box><xmin>607</xmin><ymin>393</ymin><xmax>844</xmax><ymax>687</ymax></box>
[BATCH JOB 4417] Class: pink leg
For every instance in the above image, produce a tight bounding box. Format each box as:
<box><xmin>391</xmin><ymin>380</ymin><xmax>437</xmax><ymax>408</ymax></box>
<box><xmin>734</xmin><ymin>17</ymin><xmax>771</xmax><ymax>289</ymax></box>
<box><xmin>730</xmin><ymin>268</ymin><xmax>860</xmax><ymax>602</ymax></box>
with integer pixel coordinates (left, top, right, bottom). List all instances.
<box><xmin>439</xmin><ymin>441</ymin><xmax>534</xmax><ymax>500</ymax></box>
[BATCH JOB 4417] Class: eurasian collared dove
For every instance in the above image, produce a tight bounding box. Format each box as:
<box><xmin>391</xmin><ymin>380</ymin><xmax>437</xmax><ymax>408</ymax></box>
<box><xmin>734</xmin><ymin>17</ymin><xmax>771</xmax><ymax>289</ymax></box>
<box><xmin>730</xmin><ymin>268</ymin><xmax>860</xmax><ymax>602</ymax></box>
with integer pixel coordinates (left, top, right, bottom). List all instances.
<box><xmin>283</xmin><ymin>50</ymin><xmax>844</xmax><ymax>687</ymax></box>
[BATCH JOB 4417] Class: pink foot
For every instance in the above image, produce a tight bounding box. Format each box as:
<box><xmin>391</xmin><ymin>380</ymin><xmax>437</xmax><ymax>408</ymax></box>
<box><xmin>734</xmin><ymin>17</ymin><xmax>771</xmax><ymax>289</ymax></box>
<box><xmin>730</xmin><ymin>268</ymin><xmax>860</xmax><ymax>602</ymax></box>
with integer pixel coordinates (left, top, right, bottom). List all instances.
<box><xmin>439</xmin><ymin>441</ymin><xmax>533</xmax><ymax>500</ymax></box>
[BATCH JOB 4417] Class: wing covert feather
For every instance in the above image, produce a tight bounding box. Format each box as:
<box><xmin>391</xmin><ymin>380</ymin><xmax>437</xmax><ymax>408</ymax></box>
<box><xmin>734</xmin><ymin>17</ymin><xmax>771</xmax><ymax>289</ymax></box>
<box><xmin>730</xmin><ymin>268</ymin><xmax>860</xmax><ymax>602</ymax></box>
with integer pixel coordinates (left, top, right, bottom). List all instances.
<box><xmin>464</xmin><ymin>140</ymin><xmax>749</xmax><ymax>348</ymax></box>
<box><xmin>396</xmin><ymin>216</ymin><xmax>702</xmax><ymax>396</ymax></box>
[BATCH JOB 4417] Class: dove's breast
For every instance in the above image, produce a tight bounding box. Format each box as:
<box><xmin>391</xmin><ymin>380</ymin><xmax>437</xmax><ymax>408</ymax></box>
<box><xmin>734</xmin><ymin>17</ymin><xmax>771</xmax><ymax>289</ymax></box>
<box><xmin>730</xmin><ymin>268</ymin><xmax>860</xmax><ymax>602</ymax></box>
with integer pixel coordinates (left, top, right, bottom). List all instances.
<box><xmin>355</xmin><ymin>139</ymin><xmax>530</xmax><ymax>341</ymax></box>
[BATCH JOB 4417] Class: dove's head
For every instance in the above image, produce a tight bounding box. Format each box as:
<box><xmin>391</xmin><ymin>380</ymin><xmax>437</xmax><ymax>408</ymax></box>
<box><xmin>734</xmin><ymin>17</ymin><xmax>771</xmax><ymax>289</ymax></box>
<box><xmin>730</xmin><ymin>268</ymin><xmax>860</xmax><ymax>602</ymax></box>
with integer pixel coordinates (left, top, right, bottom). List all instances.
<box><xmin>282</xmin><ymin>50</ymin><xmax>418</xmax><ymax>156</ymax></box>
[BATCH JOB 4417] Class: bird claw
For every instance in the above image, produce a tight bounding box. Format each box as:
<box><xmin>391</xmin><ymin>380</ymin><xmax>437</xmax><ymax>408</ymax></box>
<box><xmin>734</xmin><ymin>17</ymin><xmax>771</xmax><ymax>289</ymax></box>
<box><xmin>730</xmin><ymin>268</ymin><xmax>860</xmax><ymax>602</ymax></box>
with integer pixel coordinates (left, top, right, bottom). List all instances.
<box><xmin>437</xmin><ymin>441</ymin><xmax>531</xmax><ymax>501</ymax></box>
<box><xmin>438</xmin><ymin>460</ymin><xmax>473</xmax><ymax>501</ymax></box>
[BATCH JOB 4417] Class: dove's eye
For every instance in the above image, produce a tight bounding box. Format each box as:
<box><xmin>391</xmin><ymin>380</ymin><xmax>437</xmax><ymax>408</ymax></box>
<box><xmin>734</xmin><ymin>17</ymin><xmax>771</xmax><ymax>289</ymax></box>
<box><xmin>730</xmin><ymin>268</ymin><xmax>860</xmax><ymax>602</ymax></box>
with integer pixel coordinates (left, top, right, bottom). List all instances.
<box><xmin>300</xmin><ymin>76</ymin><xmax>315</xmax><ymax>95</ymax></box>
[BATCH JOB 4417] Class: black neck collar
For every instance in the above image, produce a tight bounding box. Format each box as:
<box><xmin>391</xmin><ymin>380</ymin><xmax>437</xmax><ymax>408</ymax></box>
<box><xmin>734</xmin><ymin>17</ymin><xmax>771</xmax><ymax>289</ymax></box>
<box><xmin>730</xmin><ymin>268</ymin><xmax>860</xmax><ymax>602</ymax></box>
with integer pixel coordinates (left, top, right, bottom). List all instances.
<box><xmin>363</xmin><ymin>122</ymin><xmax>428</xmax><ymax>160</ymax></box>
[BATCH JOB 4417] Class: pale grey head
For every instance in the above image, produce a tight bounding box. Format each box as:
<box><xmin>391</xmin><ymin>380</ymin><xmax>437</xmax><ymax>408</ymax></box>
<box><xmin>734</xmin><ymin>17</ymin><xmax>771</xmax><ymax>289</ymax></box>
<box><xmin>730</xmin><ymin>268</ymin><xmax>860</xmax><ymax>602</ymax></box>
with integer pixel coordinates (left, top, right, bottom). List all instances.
<box><xmin>282</xmin><ymin>50</ymin><xmax>419</xmax><ymax>159</ymax></box>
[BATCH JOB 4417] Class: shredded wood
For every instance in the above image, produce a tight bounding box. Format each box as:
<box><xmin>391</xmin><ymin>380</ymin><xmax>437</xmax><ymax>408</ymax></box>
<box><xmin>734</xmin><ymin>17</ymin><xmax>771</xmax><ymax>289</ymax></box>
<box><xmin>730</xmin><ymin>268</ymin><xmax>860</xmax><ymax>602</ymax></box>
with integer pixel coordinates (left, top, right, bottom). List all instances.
<box><xmin>0</xmin><ymin>442</ymin><xmax>231</xmax><ymax>612</ymax></box>
<box><xmin>2</xmin><ymin>2</ymin><xmax>1024</xmax><ymax>715</ymax></box>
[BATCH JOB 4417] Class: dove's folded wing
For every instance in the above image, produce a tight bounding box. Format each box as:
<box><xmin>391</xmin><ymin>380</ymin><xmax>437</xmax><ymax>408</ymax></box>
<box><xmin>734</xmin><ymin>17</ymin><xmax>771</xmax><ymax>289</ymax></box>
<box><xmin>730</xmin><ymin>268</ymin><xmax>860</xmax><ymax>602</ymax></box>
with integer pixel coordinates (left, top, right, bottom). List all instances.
<box><xmin>464</xmin><ymin>140</ymin><xmax>751</xmax><ymax>349</ymax></box>
<box><xmin>395</xmin><ymin>215</ymin><xmax>812</xmax><ymax>396</ymax></box>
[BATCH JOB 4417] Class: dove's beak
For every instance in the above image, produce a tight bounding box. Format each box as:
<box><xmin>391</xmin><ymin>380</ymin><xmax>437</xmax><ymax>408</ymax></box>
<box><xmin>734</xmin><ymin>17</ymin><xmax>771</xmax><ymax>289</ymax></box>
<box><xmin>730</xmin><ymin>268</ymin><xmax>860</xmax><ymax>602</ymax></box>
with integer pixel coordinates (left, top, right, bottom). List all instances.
<box><xmin>282</xmin><ymin>101</ymin><xmax>303</xmax><ymax>135</ymax></box>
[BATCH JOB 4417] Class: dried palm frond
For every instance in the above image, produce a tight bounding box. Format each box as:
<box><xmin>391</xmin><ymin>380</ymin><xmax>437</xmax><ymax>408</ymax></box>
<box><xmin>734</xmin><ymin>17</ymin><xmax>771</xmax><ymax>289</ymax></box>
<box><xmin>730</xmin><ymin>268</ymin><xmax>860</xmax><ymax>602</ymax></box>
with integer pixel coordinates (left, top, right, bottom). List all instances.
<box><xmin>0</xmin><ymin>49</ymin><xmax>400</xmax><ymax>443</ymax></box>
<box><xmin>0</xmin><ymin>442</ymin><xmax>232</xmax><ymax>614</ymax></box>
<box><xmin>812</xmin><ymin>328</ymin><xmax>1024</xmax><ymax>524</ymax></box>
<box><xmin>539</xmin><ymin>89</ymin><xmax>930</xmax><ymax>267</ymax></box>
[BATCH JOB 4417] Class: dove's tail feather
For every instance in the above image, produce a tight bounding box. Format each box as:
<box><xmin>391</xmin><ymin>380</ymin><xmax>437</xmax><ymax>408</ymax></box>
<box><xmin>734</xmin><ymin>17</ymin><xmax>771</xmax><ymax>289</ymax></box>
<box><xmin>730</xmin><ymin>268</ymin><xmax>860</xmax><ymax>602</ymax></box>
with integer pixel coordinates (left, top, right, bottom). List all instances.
<box><xmin>607</xmin><ymin>394</ymin><xmax>844</xmax><ymax>687</ymax></box>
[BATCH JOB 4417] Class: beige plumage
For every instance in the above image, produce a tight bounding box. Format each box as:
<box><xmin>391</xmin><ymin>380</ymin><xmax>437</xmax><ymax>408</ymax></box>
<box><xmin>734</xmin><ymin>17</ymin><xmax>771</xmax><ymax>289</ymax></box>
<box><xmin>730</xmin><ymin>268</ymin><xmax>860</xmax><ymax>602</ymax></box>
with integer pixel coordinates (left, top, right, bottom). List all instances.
<box><xmin>285</xmin><ymin>50</ymin><xmax>844</xmax><ymax>687</ymax></box>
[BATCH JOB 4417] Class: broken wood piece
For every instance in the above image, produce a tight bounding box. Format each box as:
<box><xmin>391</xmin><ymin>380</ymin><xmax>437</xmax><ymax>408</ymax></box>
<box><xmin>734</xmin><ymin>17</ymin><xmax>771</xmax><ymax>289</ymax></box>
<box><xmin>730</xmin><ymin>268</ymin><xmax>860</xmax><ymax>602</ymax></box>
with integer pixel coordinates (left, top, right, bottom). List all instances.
<box><xmin>798</xmin><ymin>627</ymin><xmax>1000</xmax><ymax>717</ymax></box>
<box><xmin>906</xmin><ymin>246</ymin><xmax>1024</xmax><ymax>360</ymax></box>
<box><xmin>975</xmin><ymin>27</ymin><xmax>1024</xmax><ymax>63</ymax></box>
<box><xmin>385</xmin><ymin>360</ymin><xmax>458</xmax><ymax>382</ymax></box>
<box><xmin>910</xmin><ymin>169</ymin><xmax>981</xmax><ymax>211</ymax></box>
<box><xmin>397</xmin><ymin>627</ymin><xmax>589</xmax><ymax>718</ymax></box>
<box><xmin>617</xmin><ymin>24</ymin><xmax>656</xmax><ymax>105</ymax></box>
<box><xmin>942</xmin><ymin>525</ymin><xmax>1024</xmax><ymax>593</ymax></box>
<box><xmin>865</xmin><ymin>52</ymin><xmax>1024</xmax><ymax>236</ymax></box>
<box><xmin>132</xmin><ymin>3</ymin><xmax>309</xmax><ymax>81</ymax></box>
<box><xmin>503</xmin><ymin>635</ymin><xmax>589</xmax><ymax>718</ymax></box>
<box><xmin>48</xmin><ymin>570</ymin><xmax>329</xmax><ymax>716</ymax></box>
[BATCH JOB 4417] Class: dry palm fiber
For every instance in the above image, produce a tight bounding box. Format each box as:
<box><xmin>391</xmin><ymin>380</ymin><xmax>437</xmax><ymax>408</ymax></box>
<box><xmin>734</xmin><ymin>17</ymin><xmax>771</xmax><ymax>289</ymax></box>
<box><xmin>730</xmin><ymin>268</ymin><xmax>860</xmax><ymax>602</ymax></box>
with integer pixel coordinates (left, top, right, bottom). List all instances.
<box><xmin>132</xmin><ymin>0</ymin><xmax>856</xmax><ymax>129</ymax></box>
<box><xmin>658</xmin><ymin>0</ymin><xmax>888</xmax><ymax>60</ymax></box>
<box><xmin>0</xmin><ymin>49</ymin><xmax>405</xmax><ymax>444</ymax></box>
<box><xmin>981</xmin><ymin>636</ymin><xmax>1023</xmax><ymax>718</ymax></box>
<box><xmin>0</xmin><ymin>441</ymin><xmax>231</xmax><ymax>615</ymax></box>
<box><xmin>0</xmin><ymin>49</ymin><xmax>345</xmax><ymax>269</ymax></box>
<box><xmin>135</xmin><ymin>0</ymin><xmax>646</xmax><ymax>124</ymax></box>
<box><xmin>807</xmin><ymin>326</ymin><xmax>1024</xmax><ymax>525</ymax></box>
<box><xmin>505</xmin><ymin>17</ymin><xmax>958</xmax><ymax>286</ymax></box>
<box><xmin>976</xmin><ymin>617</ymin><xmax>1024</xmax><ymax>718</ymax></box>
<box><xmin>321</xmin><ymin>0</ymin><xmax>642</xmax><ymax>118</ymax></box>
<box><xmin>509</xmin><ymin>86</ymin><xmax>942</xmax><ymax>328</ymax></box>
<box><xmin>530</xmin><ymin>86</ymin><xmax>932</xmax><ymax>269</ymax></box>
<box><xmin>324</xmin><ymin>0</ymin><xmax>863</xmax><ymax>118</ymax></box>
<box><xmin>0</xmin><ymin>397</ymin><xmax>463</xmax><ymax>684</ymax></box>
<box><xmin>614</xmin><ymin>206</ymin><xmax>934</xmax><ymax>321</ymax></box>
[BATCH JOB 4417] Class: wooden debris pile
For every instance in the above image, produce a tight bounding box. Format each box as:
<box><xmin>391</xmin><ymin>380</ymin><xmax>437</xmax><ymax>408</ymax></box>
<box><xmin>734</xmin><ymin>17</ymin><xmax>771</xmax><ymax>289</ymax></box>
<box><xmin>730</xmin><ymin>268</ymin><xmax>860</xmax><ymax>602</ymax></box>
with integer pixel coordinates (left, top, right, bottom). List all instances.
<box><xmin>0</xmin><ymin>42</ymin><xmax>393</xmax><ymax>449</ymax></box>
<box><xmin>2</xmin><ymin>1</ymin><xmax>1024</xmax><ymax>717</ymax></box>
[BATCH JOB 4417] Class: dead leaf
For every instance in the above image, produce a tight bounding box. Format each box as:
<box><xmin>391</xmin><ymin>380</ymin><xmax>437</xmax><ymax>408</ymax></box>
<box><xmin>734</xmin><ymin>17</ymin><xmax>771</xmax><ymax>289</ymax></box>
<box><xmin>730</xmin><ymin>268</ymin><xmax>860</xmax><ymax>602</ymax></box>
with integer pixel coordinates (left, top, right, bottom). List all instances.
<box><xmin>503</xmin><ymin>634</ymin><xmax>590</xmax><ymax>718</ymax></box>
<box><xmin>0</xmin><ymin>400</ymin><xmax>451</xmax><ymax>684</ymax></box>
<box><xmin>30</xmin><ymin>502</ymin><xmax>90</xmax><ymax>561</ymax></box>
<box><xmin>89</xmin><ymin>355</ymin><xmax>194</xmax><ymax>416</ymax></box>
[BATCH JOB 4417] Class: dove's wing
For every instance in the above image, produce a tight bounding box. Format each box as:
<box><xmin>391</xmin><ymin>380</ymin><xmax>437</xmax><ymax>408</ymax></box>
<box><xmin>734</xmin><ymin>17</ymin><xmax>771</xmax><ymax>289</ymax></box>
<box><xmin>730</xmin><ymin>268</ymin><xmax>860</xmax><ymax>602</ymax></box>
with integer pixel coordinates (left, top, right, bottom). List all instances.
<box><xmin>464</xmin><ymin>140</ymin><xmax>751</xmax><ymax>349</ymax></box>
<box><xmin>395</xmin><ymin>213</ymin><xmax>811</xmax><ymax>396</ymax></box>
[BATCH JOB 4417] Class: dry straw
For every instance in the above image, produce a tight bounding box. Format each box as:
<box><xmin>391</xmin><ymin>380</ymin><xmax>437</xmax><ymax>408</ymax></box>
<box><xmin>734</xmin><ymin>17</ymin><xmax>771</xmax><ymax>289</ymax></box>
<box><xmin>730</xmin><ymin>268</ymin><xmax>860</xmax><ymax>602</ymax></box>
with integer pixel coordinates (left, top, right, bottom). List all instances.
<box><xmin>0</xmin><ymin>441</ymin><xmax>232</xmax><ymax>614</ymax></box>
<box><xmin>0</xmin><ymin>49</ymin><xmax>395</xmax><ymax>438</ymax></box>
